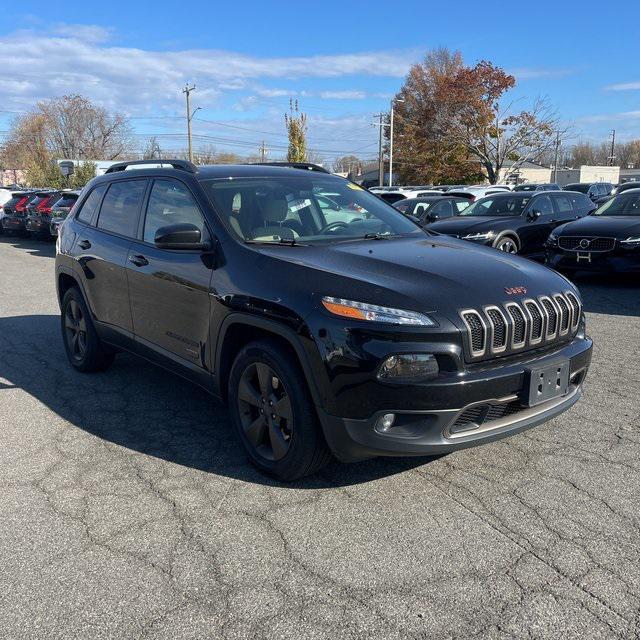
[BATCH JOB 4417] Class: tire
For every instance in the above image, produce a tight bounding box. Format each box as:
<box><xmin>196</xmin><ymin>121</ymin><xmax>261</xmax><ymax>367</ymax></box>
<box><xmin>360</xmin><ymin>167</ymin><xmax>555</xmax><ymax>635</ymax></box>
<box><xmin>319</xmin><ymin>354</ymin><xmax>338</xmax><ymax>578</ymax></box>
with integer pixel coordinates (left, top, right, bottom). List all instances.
<box><xmin>228</xmin><ymin>338</ymin><xmax>332</xmax><ymax>481</ymax></box>
<box><xmin>493</xmin><ymin>234</ymin><xmax>519</xmax><ymax>254</ymax></box>
<box><xmin>61</xmin><ymin>287</ymin><xmax>115</xmax><ymax>372</ymax></box>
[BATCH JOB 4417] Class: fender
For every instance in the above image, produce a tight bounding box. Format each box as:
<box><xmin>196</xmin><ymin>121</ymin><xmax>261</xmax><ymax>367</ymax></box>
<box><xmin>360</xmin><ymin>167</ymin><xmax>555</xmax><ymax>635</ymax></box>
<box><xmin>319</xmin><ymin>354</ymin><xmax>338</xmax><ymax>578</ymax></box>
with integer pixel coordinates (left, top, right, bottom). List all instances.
<box><xmin>213</xmin><ymin>312</ymin><xmax>327</xmax><ymax>409</ymax></box>
<box><xmin>492</xmin><ymin>230</ymin><xmax>520</xmax><ymax>251</ymax></box>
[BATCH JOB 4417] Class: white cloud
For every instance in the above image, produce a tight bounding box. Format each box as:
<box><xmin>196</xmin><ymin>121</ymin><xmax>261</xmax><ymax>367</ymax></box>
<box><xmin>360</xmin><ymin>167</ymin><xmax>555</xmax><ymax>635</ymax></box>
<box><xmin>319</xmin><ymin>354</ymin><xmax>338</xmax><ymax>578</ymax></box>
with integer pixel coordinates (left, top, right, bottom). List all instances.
<box><xmin>575</xmin><ymin>110</ymin><xmax>640</xmax><ymax>124</ymax></box>
<box><xmin>50</xmin><ymin>24</ymin><xmax>113</xmax><ymax>43</ymax></box>
<box><xmin>319</xmin><ymin>90</ymin><xmax>367</xmax><ymax>100</ymax></box>
<box><xmin>604</xmin><ymin>81</ymin><xmax>640</xmax><ymax>91</ymax></box>
<box><xmin>0</xmin><ymin>25</ymin><xmax>416</xmax><ymax>114</ymax></box>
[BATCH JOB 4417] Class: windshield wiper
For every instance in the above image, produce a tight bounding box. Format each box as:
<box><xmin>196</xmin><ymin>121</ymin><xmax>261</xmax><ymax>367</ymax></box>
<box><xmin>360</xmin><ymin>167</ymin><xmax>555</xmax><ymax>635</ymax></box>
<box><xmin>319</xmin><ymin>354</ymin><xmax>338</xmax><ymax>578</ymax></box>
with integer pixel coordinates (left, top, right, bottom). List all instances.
<box><xmin>245</xmin><ymin>237</ymin><xmax>307</xmax><ymax>246</ymax></box>
<box><xmin>362</xmin><ymin>232</ymin><xmax>396</xmax><ymax>240</ymax></box>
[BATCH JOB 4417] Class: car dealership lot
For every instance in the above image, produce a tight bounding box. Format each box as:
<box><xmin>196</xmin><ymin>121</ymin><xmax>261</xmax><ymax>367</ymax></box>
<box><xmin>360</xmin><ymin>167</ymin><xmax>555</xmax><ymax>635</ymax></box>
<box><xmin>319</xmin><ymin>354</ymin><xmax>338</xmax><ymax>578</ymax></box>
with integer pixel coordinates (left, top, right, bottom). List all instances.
<box><xmin>1</xmin><ymin>236</ymin><xmax>639</xmax><ymax>639</ymax></box>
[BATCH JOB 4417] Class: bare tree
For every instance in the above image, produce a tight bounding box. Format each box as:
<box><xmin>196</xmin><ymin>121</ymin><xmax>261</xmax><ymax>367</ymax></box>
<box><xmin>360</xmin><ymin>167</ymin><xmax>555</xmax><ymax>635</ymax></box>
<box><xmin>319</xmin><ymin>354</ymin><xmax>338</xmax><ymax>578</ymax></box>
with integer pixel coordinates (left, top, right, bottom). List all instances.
<box><xmin>143</xmin><ymin>136</ymin><xmax>163</xmax><ymax>160</ymax></box>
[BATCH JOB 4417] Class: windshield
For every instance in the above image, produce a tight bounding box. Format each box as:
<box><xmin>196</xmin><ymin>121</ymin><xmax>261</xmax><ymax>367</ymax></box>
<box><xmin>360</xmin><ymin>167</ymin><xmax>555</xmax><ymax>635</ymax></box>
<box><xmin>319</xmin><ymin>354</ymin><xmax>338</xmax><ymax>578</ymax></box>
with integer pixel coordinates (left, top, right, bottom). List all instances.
<box><xmin>459</xmin><ymin>194</ymin><xmax>530</xmax><ymax>217</ymax></box>
<box><xmin>593</xmin><ymin>192</ymin><xmax>640</xmax><ymax>216</ymax></box>
<box><xmin>202</xmin><ymin>175</ymin><xmax>420</xmax><ymax>244</ymax></box>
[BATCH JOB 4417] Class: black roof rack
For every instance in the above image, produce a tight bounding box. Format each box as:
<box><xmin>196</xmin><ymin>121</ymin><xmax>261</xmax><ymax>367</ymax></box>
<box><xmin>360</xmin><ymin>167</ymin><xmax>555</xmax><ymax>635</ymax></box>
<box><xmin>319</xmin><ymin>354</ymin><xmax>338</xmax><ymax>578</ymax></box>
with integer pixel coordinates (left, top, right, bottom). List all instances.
<box><xmin>104</xmin><ymin>159</ymin><xmax>198</xmax><ymax>174</ymax></box>
<box><xmin>248</xmin><ymin>162</ymin><xmax>330</xmax><ymax>174</ymax></box>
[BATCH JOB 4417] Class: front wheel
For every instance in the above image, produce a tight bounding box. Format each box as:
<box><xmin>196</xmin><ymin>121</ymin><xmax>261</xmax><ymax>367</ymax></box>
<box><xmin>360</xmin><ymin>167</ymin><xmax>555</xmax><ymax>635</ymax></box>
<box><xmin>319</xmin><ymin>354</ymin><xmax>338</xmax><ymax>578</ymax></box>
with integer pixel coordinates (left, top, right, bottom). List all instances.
<box><xmin>494</xmin><ymin>235</ymin><xmax>519</xmax><ymax>254</ymax></box>
<box><xmin>228</xmin><ymin>339</ymin><xmax>332</xmax><ymax>481</ymax></box>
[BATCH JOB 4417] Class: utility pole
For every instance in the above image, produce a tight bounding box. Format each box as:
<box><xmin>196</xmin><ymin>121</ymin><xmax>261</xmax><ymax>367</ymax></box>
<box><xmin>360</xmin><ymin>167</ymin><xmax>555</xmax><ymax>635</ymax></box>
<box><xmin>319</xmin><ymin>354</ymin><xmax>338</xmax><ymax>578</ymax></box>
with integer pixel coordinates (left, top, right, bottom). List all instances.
<box><xmin>373</xmin><ymin>113</ymin><xmax>384</xmax><ymax>187</ymax></box>
<box><xmin>259</xmin><ymin>141</ymin><xmax>268</xmax><ymax>162</ymax></box>
<box><xmin>388</xmin><ymin>97</ymin><xmax>405</xmax><ymax>187</ymax></box>
<box><xmin>553</xmin><ymin>132</ymin><xmax>561</xmax><ymax>183</ymax></box>
<box><xmin>183</xmin><ymin>84</ymin><xmax>196</xmax><ymax>163</ymax></box>
<box><xmin>609</xmin><ymin>129</ymin><xmax>616</xmax><ymax>166</ymax></box>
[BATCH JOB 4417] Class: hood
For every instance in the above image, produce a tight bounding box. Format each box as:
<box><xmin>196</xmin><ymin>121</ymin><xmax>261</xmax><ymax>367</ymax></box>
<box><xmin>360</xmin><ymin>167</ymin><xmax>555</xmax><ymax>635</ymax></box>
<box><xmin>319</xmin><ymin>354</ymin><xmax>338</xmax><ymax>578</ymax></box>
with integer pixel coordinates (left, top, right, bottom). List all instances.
<box><xmin>255</xmin><ymin>235</ymin><xmax>573</xmax><ymax>317</ymax></box>
<box><xmin>428</xmin><ymin>215</ymin><xmax>518</xmax><ymax>235</ymax></box>
<box><xmin>556</xmin><ymin>215</ymin><xmax>640</xmax><ymax>238</ymax></box>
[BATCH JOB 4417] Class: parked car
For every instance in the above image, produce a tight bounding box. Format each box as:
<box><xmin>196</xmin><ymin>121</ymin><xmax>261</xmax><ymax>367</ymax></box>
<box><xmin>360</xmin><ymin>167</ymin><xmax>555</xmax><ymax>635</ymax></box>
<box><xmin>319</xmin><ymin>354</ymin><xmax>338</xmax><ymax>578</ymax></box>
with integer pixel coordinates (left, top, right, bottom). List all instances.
<box><xmin>446</xmin><ymin>185</ymin><xmax>512</xmax><ymax>202</ymax></box>
<box><xmin>50</xmin><ymin>191</ymin><xmax>82</xmax><ymax>237</ymax></box>
<box><xmin>56</xmin><ymin>159</ymin><xmax>591</xmax><ymax>480</ymax></box>
<box><xmin>1</xmin><ymin>191</ymin><xmax>38</xmax><ymax>235</ymax></box>
<box><xmin>513</xmin><ymin>183</ymin><xmax>561</xmax><ymax>192</ymax></box>
<box><xmin>25</xmin><ymin>191</ymin><xmax>62</xmax><ymax>238</ymax></box>
<box><xmin>546</xmin><ymin>190</ymin><xmax>640</xmax><ymax>273</ymax></box>
<box><xmin>612</xmin><ymin>181</ymin><xmax>640</xmax><ymax>195</ymax></box>
<box><xmin>393</xmin><ymin>196</ymin><xmax>470</xmax><ymax>223</ymax></box>
<box><xmin>563</xmin><ymin>182</ymin><xmax>613</xmax><ymax>203</ymax></box>
<box><xmin>431</xmin><ymin>185</ymin><xmax>468</xmax><ymax>192</ymax></box>
<box><xmin>428</xmin><ymin>191</ymin><xmax>596</xmax><ymax>257</ymax></box>
<box><xmin>377</xmin><ymin>188</ymin><xmax>444</xmax><ymax>204</ymax></box>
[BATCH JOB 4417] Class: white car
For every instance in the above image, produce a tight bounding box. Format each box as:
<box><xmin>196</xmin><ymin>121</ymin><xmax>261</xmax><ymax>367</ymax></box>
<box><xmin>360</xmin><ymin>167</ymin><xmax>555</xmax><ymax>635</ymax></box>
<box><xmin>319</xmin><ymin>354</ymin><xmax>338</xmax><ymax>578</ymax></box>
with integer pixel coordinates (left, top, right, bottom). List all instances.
<box><xmin>446</xmin><ymin>185</ymin><xmax>512</xmax><ymax>201</ymax></box>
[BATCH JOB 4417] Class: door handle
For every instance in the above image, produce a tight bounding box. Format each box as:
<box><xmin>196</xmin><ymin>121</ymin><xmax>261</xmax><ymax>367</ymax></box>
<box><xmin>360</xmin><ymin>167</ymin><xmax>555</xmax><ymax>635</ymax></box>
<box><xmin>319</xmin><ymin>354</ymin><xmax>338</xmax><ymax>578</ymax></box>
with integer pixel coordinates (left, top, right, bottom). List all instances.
<box><xmin>128</xmin><ymin>254</ymin><xmax>149</xmax><ymax>267</ymax></box>
<box><xmin>78</xmin><ymin>239</ymin><xmax>91</xmax><ymax>250</ymax></box>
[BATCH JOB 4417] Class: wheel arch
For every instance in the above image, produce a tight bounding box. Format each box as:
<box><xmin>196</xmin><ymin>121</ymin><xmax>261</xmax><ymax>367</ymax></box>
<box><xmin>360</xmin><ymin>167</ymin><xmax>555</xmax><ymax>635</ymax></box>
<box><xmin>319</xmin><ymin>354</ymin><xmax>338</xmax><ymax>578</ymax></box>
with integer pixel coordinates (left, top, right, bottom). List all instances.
<box><xmin>493</xmin><ymin>230</ymin><xmax>521</xmax><ymax>251</ymax></box>
<box><xmin>214</xmin><ymin>314</ymin><xmax>324</xmax><ymax>408</ymax></box>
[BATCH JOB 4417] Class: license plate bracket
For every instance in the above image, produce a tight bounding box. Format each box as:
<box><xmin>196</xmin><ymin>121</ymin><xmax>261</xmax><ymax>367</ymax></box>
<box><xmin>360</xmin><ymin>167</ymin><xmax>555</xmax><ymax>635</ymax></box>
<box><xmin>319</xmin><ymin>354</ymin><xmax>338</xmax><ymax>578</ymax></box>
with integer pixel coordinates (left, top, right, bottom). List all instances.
<box><xmin>526</xmin><ymin>361</ymin><xmax>570</xmax><ymax>406</ymax></box>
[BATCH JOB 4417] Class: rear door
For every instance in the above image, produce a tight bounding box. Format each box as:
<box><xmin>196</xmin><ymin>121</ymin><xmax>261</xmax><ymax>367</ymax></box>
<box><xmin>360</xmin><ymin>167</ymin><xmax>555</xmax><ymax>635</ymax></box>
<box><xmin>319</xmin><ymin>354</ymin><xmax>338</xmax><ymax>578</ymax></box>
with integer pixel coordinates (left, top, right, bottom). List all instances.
<box><xmin>72</xmin><ymin>179</ymin><xmax>147</xmax><ymax>335</ymax></box>
<box><xmin>551</xmin><ymin>193</ymin><xmax>580</xmax><ymax>223</ymax></box>
<box><xmin>126</xmin><ymin>177</ymin><xmax>213</xmax><ymax>369</ymax></box>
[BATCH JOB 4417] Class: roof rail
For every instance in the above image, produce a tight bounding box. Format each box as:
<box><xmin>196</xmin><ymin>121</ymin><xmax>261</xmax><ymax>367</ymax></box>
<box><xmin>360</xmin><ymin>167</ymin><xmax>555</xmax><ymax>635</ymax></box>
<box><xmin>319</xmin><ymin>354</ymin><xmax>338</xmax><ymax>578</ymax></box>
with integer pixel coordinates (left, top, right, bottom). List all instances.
<box><xmin>104</xmin><ymin>159</ymin><xmax>198</xmax><ymax>174</ymax></box>
<box><xmin>248</xmin><ymin>162</ymin><xmax>330</xmax><ymax>174</ymax></box>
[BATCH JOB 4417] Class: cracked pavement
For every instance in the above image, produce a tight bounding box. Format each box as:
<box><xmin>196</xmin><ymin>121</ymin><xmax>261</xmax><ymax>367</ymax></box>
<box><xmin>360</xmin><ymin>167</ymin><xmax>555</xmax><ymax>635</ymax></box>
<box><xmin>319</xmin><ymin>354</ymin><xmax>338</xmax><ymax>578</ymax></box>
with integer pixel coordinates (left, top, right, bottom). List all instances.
<box><xmin>0</xmin><ymin>235</ymin><xmax>639</xmax><ymax>640</ymax></box>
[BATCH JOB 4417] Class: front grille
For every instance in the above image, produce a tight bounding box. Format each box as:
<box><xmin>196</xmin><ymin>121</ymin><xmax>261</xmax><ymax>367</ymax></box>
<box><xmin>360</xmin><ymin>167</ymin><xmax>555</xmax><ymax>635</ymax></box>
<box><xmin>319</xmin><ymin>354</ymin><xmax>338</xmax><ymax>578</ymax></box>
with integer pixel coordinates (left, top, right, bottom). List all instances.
<box><xmin>558</xmin><ymin>236</ymin><xmax>616</xmax><ymax>252</ymax></box>
<box><xmin>459</xmin><ymin>291</ymin><xmax>580</xmax><ymax>361</ymax></box>
<box><xmin>450</xmin><ymin>400</ymin><xmax>523</xmax><ymax>434</ymax></box>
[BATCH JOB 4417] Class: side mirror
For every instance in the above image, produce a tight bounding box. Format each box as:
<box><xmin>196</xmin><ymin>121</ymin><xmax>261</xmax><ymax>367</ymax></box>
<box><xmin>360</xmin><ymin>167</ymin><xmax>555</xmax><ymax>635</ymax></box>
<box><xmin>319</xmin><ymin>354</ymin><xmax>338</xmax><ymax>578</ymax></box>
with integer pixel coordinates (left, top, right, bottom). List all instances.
<box><xmin>527</xmin><ymin>209</ymin><xmax>541</xmax><ymax>221</ymax></box>
<box><xmin>154</xmin><ymin>223</ymin><xmax>210</xmax><ymax>250</ymax></box>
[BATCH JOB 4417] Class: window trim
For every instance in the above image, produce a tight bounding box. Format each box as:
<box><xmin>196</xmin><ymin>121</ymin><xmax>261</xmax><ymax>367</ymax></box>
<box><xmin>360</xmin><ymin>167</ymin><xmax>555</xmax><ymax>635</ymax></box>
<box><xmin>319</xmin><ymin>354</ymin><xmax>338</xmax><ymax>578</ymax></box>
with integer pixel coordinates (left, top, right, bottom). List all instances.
<box><xmin>137</xmin><ymin>176</ymin><xmax>212</xmax><ymax>249</ymax></box>
<box><xmin>74</xmin><ymin>184</ymin><xmax>109</xmax><ymax>227</ymax></box>
<box><xmin>95</xmin><ymin>177</ymin><xmax>149</xmax><ymax>241</ymax></box>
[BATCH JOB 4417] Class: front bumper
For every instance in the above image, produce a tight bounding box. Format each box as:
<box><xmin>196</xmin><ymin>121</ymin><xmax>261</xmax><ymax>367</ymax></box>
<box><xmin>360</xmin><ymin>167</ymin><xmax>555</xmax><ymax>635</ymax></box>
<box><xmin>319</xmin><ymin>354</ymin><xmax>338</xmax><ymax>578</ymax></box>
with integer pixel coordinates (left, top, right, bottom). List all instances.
<box><xmin>317</xmin><ymin>336</ymin><xmax>592</xmax><ymax>461</ymax></box>
<box><xmin>546</xmin><ymin>247</ymin><xmax>640</xmax><ymax>273</ymax></box>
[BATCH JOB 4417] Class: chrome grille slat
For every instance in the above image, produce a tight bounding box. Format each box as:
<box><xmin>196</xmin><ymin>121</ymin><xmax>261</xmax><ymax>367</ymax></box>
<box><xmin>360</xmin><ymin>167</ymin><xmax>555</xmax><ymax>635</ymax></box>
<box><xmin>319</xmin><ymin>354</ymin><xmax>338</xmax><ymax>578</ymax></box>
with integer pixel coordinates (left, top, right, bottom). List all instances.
<box><xmin>459</xmin><ymin>291</ymin><xmax>581</xmax><ymax>360</ymax></box>
<box><xmin>558</xmin><ymin>236</ymin><xmax>616</xmax><ymax>252</ymax></box>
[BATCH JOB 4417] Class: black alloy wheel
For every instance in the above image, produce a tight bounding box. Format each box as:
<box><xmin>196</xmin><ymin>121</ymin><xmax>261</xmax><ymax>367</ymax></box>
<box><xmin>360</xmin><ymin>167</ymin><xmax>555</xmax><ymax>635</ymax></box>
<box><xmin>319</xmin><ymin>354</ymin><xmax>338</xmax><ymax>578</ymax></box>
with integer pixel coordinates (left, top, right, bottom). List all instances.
<box><xmin>237</xmin><ymin>362</ymin><xmax>293</xmax><ymax>461</ymax></box>
<box><xmin>64</xmin><ymin>298</ymin><xmax>88</xmax><ymax>363</ymax></box>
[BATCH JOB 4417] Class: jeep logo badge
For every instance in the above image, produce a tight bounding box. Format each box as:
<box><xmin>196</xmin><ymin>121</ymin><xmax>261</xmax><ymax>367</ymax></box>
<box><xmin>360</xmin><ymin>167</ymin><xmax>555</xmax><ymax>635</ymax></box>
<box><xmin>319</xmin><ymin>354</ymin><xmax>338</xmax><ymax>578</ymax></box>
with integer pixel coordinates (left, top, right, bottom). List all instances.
<box><xmin>505</xmin><ymin>286</ymin><xmax>527</xmax><ymax>295</ymax></box>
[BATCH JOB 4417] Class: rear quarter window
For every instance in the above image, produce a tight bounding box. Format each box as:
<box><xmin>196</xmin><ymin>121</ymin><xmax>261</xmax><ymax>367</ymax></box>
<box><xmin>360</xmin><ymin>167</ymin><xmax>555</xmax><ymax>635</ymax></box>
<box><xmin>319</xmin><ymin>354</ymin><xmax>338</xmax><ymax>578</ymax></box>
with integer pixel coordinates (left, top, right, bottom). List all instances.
<box><xmin>76</xmin><ymin>185</ymin><xmax>107</xmax><ymax>224</ymax></box>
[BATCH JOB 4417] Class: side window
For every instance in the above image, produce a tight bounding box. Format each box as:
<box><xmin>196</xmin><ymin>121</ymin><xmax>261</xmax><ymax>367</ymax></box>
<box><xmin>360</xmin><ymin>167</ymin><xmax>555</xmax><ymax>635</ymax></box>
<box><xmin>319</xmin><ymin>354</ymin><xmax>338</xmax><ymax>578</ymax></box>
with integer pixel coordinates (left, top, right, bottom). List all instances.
<box><xmin>430</xmin><ymin>200</ymin><xmax>454</xmax><ymax>218</ymax></box>
<box><xmin>97</xmin><ymin>180</ymin><xmax>146</xmax><ymax>238</ymax></box>
<box><xmin>76</xmin><ymin>185</ymin><xmax>107</xmax><ymax>224</ymax></box>
<box><xmin>144</xmin><ymin>179</ymin><xmax>207</xmax><ymax>244</ymax></box>
<box><xmin>413</xmin><ymin>203</ymin><xmax>430</xmax><ymax>216</ymax></box>
<box><xmin>455</xmin><ymin>200</ymin><xmax>470</xmax><ymax>213</ymax></box>
<box><xmin>533</xmin><ymin>195</ymin><xmax>553</xmax><ymax>215</ymax></box>
<box><xmin>553</xmin><ymin>194</ymin><xmax>573</xmax><ymax>214</ymax></box>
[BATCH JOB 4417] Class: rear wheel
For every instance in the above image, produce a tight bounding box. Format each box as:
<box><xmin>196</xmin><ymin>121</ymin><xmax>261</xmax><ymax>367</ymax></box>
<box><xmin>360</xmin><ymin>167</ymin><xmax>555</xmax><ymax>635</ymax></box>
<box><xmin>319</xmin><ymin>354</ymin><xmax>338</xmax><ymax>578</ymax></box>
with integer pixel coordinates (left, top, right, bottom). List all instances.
<box><xmin>61</xmin><ymin>287</ymin><xmax>115</xmax><ymax>372</ymax></box>
<box><xmin>228</xmin><ymin>339</ymin><xmax>332</xmax><ymax>481</ymax></box>
<box><xmin>494</xmin><ymin>235</ymin><xmax>519</xmax><ymax>254</ymax></box>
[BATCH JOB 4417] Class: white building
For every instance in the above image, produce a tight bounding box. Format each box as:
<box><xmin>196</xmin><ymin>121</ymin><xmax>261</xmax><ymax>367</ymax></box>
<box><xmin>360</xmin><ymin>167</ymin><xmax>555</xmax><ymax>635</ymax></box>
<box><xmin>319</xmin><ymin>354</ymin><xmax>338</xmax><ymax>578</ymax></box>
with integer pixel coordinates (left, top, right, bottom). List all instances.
<box><xmin>555</xmin><ymin>165</ymin><xmax>620</xmax><ymax>186</ymax></box>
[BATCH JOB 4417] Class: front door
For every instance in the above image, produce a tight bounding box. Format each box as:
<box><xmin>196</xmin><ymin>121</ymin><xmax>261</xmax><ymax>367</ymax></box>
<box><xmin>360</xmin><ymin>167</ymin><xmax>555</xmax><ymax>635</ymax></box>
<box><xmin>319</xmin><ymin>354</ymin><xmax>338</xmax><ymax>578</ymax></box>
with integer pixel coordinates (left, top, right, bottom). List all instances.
<box><xmin>126</xmin><ymin>178</ymin><xmax>213</xmax><ymax>369</ymax></box>
<box><xmin>521</xmin><ymin>194</ymin><xmax>554</xmax><ymax>256</ymax></box>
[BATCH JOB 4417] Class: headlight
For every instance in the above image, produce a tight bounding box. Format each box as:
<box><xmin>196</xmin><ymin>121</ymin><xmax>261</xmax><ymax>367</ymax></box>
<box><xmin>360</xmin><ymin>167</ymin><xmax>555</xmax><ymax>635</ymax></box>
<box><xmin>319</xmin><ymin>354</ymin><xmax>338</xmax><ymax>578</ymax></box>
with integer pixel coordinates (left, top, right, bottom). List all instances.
<box><xmin>462</xmin><ymin>231</ymin><xmax>495</xmax><ymax>241</ymax></box>
<box><xmin>321</xmin><ymin>297</ymin><xmax>436</xmax><ymax>326</ymax></box>
<box><xmin>620</xmin><ymin>236</ymin><xmax>640</xmax><ymax>247</ymax></box>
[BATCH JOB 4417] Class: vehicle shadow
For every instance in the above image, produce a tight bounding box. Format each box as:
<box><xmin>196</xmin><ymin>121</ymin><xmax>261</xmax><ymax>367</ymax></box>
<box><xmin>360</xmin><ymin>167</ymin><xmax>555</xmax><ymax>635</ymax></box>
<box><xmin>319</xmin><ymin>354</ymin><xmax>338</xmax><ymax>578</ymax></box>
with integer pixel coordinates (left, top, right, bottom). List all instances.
<box><xmin>571</xmin><ymin>272</ymin><xmax>640</xmax><ymax>317</ymax></box>
<box><xmin>0</xmin><ymin>314</ymin><xmax>431</xmax><ymax>488</ymax></box>
<box><xmin>0</xmin><ymin>233</ymin><xmax>56</xmax><ymax>258</ymax></box>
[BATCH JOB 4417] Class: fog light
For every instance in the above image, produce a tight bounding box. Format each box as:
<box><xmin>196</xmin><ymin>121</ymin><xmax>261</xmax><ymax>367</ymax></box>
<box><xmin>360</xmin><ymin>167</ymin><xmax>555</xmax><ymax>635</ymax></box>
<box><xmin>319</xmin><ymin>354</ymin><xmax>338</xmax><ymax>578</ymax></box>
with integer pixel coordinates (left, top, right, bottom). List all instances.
<box><xmin>376</xmin><ymin>413</ymin><xmax>396</xmax><ymax>433</ymax></box>
<box><xmin>377</xmin><ymin>354</ymin><xmax>439</xmax><ymax>382</ymax></box>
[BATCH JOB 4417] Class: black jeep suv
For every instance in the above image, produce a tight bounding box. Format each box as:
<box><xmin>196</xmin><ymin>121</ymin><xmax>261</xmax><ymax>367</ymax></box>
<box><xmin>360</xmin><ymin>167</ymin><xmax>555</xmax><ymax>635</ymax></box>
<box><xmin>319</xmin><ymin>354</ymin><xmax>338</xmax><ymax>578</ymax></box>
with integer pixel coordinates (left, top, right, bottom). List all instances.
<box><xmin>55</xmin><ymin>160</ymin><xmax>592</xmax><ymax>480</ymax></box>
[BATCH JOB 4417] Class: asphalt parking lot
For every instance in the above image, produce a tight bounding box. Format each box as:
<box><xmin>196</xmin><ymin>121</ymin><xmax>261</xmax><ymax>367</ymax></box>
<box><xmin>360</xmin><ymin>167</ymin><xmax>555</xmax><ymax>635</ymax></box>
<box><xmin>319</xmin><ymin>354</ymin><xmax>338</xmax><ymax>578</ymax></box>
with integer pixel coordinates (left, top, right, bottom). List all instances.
<box><xmin>0</xmin><ymin>235</ymin><xmax>639</xmax><ymax>640</ymax></box>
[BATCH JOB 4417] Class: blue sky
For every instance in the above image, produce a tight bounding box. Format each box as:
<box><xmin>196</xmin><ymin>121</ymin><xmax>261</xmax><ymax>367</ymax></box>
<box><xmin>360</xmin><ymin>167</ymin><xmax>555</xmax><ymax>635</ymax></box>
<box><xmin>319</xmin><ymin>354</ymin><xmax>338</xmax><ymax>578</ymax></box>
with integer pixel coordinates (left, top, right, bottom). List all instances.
<box><xmin>2</xmin><ymin>0</ymin><xmax>640</xmax><ymax>163</ymax></box>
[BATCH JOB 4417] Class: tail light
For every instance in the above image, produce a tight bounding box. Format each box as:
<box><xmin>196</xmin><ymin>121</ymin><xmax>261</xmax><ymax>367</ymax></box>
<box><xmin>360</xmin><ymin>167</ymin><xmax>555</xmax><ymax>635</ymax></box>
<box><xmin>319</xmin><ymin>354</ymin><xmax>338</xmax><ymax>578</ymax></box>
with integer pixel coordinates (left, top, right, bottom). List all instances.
<box><xmin>15</xmin><ymin>196</ymin><xmax>29</xmax><ymax>212</ymax></box>
<box><xmin>36</xmin><ymin>196</ymin><xmax>53</xmax><ymax>215</ymax></box>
